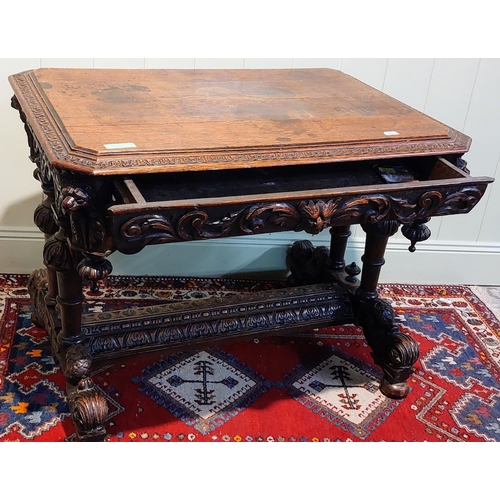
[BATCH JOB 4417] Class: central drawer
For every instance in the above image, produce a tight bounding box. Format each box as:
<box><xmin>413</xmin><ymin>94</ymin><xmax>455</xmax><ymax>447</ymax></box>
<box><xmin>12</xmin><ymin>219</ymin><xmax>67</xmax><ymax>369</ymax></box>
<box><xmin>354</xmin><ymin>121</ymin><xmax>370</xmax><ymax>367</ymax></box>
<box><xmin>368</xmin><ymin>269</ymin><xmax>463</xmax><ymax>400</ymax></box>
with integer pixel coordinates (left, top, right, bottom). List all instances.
<box><xmin>106</xmin><ymin>156</ymin><xmax>492</xmax><ymax>254</ymax></box>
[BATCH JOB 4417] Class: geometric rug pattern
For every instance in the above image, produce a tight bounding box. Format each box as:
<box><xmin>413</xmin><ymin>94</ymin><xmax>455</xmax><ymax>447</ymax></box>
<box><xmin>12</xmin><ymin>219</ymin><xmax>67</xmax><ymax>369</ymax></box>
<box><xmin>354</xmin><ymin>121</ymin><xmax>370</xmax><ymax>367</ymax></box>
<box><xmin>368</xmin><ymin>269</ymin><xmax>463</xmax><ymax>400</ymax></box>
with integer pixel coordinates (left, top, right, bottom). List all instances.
<box><xmin>1</xmin><ymin>273</ymin><xmax>500</xmax><ymax>442</ymax></box>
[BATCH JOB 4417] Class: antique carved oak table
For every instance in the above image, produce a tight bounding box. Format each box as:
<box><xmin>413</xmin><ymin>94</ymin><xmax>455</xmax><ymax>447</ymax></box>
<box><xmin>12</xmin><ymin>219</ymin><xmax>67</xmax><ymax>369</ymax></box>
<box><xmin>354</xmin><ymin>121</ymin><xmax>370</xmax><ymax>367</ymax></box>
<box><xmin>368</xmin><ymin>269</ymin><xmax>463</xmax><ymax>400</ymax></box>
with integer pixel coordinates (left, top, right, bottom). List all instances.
<box><xmin>9</xmin><ymin>68</ymin><xmax>493</xmax><ymax>441</ymax></box>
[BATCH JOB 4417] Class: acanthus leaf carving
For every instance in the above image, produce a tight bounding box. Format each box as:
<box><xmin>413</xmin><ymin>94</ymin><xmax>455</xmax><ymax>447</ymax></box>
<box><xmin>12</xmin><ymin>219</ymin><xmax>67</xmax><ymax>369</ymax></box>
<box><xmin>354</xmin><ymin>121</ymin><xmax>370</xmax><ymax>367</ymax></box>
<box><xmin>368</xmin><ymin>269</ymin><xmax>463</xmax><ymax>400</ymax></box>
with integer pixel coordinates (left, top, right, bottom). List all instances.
<box><xmin>241</xmin><ymin>203</ymin><xmax>300</xmax><ymax>234</ymax></box>
<box><xmin>121</xmin><ymin>214</ymin><xmax>177</xmax><ymax>246</ymax></box>
<box><xmin>115</xmin><ymin>185</ymin><xmax>487</xmax><ymax>254</ymax></box>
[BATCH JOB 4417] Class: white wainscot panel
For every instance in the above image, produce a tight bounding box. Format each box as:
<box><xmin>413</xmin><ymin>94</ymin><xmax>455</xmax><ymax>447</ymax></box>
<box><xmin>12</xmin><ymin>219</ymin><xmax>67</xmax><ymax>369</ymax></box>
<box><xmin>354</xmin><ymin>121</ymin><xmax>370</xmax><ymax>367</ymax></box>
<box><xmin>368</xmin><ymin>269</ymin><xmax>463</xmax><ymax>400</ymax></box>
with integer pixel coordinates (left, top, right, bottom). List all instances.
<box><xmin>0</xmin><ymin>59</ymin><xmax>44</xmax><ymax>228</ymax></box>
<box><xmin>41</xmin><ymin>58</ymin><xmax>94</xmax><ymax>68</ymax></box>
<box><xmin>145</xmin><ymin>58</ymin><xmax>195</xmax><ymax>69</ymax></box>
<box><xmin>438</xmin><ymin>58</ymin><xmax>500</xmax><ymax>242</ymax></box>
<box><xmin>93</xmin><ymin>58</ymin><xmax>145</xmax><ymax>68</ymax></box>
<box><xmin>382</xmin><ymin>58</ymin><xmax>434</xmax><ymax>111</ymax></box>
<box><xmin>292</xmin><ymin>58</ymin><xmax>341</xmax><ymax>69</ymax></box>
<box><xmin>339</xmin><ymin>59</ymin><xmax>388</xmax><ymax>89</ymax></box>
<box><xmin>424</xmin><ymin>58</ymin><xmax>480</xmax><ymax>131</ymax></box>
<box><xmin>477</xmin><ymin>154</ymin><xmax>500</xmax><ymax>242</ymax></box>
<box><xmin>194</xmin><ymin>59</ymin><xmax>245</xmax><ymax>69</ymax></box>
<box><xmin>243</xmin><ymin>58</ymin><xmax>294</xmax><ymax>69</ymax></box>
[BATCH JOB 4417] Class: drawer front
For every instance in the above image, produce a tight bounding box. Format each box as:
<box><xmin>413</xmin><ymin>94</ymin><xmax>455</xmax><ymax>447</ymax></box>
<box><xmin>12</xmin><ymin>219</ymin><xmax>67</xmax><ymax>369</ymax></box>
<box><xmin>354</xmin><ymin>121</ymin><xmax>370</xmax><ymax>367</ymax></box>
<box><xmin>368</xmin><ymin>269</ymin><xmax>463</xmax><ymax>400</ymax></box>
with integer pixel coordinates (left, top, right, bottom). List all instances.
<box><xmin>107</xmin><ymin>157</ymin><xmax>493</xmax><ymax>254</ymax></box>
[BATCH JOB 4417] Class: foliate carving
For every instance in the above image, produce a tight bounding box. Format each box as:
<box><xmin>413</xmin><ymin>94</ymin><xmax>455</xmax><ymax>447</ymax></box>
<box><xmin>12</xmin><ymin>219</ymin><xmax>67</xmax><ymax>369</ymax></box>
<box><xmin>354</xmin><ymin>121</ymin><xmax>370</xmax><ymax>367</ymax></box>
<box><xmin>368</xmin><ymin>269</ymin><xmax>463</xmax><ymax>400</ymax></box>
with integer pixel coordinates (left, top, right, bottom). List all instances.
<box><xmin>241</xmin><ymin>203</ymin><xmax>300</xmax><ymax>234</ymax></box>
<box><xmin>81</xmin><ymin>283</ymin><xmax>353</xmax><ymax>358</ymax></box>
<box><xmin>114</xmin><ymin>185</ymin><xmax>487</xmax><ymax>254</ymax></box>
<box><xmin>50</xmin><ymin>169</ymin><xmax>111</xmax><ymax>255</ymax></box>
<box><xmin>433</xmin><ymin>188</ymin><xmax>482</xmax><ymax>216</ymax></box>
<box><xmin>43</xmin><ymin>233</ymin><xmax>74</xmax><ymax>272</ymax></box>
<box><xmin>297</xmin><ymin>200</ymin><xmax>337</xmax><ymax>234</ymax></box>
<box><xmin>177</xmin><ymin>210</ymin><xmax>234</xmax><ymax>240</ymax></box>
<box><xmin>64</xmin><ymin>343</ymin><xmax>92</xmax><ymax>385</ymax></box>
<box><xmin>121</xmin><ymin>214</ymin><xmax>176</xmax><ymax>245</ymax></box>
<box><xmin>34</xmin><ymin>202</ymin><xmax>58</xmax><ymax>235</ymax></box>
<box><xmin>177</xmin><ymin>203</ymin><xmax>300</xmax><ymax>240</ymax></box>
<box><xmin>28</xmin><ymin>269</ymin><xmax>50</xmax><ymax>327</ymax></box>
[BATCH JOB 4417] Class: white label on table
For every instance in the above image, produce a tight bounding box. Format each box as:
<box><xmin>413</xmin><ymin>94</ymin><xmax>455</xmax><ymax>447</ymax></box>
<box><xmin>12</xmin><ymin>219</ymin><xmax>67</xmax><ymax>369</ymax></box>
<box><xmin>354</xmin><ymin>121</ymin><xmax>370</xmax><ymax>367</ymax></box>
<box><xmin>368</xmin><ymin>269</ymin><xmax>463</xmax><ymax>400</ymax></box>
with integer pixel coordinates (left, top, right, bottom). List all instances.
<box><xmin>103</xmin><ymin>142</ymin><xmax>137</xmax><ymax>149</ymax></box>
<box><xmin>383</xmin><ymin>131</ymin><xmax>400</xmax><ymax>136</ymax></box>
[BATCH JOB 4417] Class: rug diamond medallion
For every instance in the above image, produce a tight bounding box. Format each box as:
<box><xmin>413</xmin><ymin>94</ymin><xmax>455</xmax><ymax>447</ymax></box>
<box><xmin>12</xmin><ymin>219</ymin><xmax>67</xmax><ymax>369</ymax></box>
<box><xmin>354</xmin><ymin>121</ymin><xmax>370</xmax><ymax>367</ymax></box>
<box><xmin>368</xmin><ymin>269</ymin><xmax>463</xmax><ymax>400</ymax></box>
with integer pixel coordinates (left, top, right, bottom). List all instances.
<box><xmin>134</xmin><ymin>348</ymin><xmax>271</xmax><ymax>434</ymax></box>
<box><xmin>146</xmin><ymin>350</ymin><xmax>258</xmax><ymax>419</ymax></box>
<box><xmin>291</xmin><ymin>353</ymin><xmax>385</xmax><ymax>425</ymax></box>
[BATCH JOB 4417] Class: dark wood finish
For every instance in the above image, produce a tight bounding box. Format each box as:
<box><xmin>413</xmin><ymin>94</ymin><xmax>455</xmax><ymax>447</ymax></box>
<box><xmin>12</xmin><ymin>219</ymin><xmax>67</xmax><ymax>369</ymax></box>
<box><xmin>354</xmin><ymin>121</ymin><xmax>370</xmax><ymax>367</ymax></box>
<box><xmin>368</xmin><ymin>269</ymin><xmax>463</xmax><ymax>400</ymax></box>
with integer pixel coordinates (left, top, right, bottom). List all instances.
<box><xmin>9</xmin><ymin>68</ymin><xmax>494</xmax><ymax>441</ymax></box>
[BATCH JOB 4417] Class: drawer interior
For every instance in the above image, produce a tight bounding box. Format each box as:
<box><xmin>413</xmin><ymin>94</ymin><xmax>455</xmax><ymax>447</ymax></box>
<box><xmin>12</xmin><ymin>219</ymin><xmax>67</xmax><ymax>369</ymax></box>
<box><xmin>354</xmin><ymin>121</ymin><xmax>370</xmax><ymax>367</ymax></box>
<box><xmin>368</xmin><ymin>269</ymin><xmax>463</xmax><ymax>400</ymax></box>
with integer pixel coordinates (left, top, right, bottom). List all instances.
<box><xmin>111</xmin><ymin>156</ymin><xmax>469</xmax><ymax>206</ymax></box>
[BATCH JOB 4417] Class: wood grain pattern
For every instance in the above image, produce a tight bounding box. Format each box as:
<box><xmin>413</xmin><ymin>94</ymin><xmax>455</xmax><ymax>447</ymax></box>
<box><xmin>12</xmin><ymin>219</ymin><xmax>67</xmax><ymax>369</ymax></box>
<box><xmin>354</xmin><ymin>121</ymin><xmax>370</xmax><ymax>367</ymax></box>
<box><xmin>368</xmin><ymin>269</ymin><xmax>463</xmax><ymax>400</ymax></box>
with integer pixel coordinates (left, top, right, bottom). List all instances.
<box><xmin>9</xmin><ymin>68</ymin><xmax>471</xmax><ymax>175</ymax></box>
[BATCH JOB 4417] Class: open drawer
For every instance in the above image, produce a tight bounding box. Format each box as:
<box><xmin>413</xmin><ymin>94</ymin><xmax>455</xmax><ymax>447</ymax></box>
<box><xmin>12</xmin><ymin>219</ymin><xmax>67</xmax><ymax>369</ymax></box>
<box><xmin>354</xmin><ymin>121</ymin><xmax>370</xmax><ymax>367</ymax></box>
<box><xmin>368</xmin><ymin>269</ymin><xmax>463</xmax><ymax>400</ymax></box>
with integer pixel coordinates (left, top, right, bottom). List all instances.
<box><xmin>107</xmin><ymin>156</ymin><xmax>493</xmax><ymax>254</ymax></box>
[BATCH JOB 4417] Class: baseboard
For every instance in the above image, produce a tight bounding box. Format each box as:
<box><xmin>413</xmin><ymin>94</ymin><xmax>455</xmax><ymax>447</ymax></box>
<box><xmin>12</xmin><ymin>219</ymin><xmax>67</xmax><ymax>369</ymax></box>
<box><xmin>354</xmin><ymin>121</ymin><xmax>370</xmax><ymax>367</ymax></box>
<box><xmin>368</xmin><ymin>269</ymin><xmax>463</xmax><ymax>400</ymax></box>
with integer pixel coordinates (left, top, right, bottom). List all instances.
<box><xmin>1</xmin><ymin>228</ymin><xmax>499</xmax><ymax>285</ymax></box>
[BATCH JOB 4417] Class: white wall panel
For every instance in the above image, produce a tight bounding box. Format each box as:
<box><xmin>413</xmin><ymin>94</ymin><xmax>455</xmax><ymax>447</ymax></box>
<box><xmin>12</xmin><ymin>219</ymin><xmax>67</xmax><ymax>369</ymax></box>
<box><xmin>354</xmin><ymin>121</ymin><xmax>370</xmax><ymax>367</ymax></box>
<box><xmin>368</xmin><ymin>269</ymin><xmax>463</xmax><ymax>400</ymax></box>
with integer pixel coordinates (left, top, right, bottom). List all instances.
<box><xmin>437</xmin><ymin>58</ymin><xmax>500</xmax><ymax>242</ymax></box>
<box><xmin>420</xmin><ymin>59</ymin><xmax>481</xmax><ymax>242</ymax></box>
<box><xmin>424</xmin><ymin>58</ymin><xmax>480</xmax><ymax>131</ymax></box>
<box><xmin>382</xmin><ymin>59</ymin><xmax>434</xmax><ymax>111</ymax></box>
<box><xmin>40</xmin><ymin>58</ymin><xmax>93</xmax><ymax>68</ymax></box>
<box><xmin>243</xmin><ymin>58</ymin><xmax>294</xmax><ymax>69</ymax></box>
<box><xmin>339</xmin><ymin>59</ymin><xmax>388</xmax><ymax>89</ymax></box>
<box><xmin>194</xmin><ymin>58</ymin><xmax>244</xmax><ymax>69</ymax></box>
<box><xmin>477</xmin><ymin>154</ymin><xmax>500</xmax><ymax>242</ymax></box>
<box><xmin>145</xmin><ymin>58</ymin><xmax>195</xmax><ymax>69</ymax></box>
<box><xmin>0</xmin><ymin>58</ymin><xmax>42</xmax><ymax>228</ymax></box>
<box><xmin>93</xmin><ymin>58</ymin><xmax>145</xmax><ymax>69</ymax></box>
<box><xmin>292</xmin><ymin>58</ymin><xmax>341</xmax><ymax>69</ymax></box>
<box><xmin>462</xmin><ymin>58</ymin><xmax>500</xmax><ymax>178</ymax></box>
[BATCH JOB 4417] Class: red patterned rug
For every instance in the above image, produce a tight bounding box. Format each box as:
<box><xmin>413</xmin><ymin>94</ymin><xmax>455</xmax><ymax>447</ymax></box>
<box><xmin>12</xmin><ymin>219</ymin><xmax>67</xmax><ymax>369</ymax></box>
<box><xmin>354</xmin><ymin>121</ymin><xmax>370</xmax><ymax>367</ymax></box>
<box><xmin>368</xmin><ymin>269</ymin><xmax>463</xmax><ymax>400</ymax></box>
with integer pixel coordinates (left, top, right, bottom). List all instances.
<box><xmin>1</xmin><ymin>273</ymin><xmax>500</xmax><ymax>442</ymax></box>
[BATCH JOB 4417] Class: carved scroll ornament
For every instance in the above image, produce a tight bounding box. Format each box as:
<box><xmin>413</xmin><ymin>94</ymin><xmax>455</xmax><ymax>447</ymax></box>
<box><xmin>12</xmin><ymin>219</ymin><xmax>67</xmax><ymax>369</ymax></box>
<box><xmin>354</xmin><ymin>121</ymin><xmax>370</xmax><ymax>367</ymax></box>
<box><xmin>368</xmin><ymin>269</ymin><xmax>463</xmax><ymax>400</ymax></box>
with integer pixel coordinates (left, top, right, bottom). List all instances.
<box><xmin>114</xmin><ymin>186</ymin><xmax>486</xmax><ymax>253</ymax></box>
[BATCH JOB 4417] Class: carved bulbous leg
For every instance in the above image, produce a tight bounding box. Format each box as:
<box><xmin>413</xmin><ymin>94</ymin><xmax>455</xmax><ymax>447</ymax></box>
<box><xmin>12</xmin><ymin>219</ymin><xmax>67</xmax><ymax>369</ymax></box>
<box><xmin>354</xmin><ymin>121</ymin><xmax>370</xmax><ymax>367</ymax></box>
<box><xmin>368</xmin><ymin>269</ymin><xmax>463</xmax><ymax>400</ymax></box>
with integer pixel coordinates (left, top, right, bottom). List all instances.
<box><xmin>356</xmin><ymin>220</ymin><xmax>420</xmax><ymax>398</ymax></box>
<box><xmin>43</xmin><ymin>230</ymin><xmax>109</xmax><ymax>440</ymax></box>
<box><xmin>31</xmin><ymin>182</ymin><xmax>59</xmax><ymax>327</ymax></box>
<box><xmin>355</xmin><ymin>296</ymin><xmax>419</xmax><ymax>398</ymax></box>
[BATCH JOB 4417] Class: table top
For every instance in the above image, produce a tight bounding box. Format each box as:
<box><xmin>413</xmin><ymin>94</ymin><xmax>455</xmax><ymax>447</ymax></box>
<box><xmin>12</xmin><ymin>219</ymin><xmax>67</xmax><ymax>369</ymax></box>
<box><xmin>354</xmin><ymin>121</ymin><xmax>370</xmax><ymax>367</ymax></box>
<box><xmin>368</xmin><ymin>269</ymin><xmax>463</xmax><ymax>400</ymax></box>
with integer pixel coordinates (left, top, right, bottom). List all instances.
<box><xmin>9</xmin><ymin>68</ymin><xmax>471</xmax><ymax>176</ymax></box>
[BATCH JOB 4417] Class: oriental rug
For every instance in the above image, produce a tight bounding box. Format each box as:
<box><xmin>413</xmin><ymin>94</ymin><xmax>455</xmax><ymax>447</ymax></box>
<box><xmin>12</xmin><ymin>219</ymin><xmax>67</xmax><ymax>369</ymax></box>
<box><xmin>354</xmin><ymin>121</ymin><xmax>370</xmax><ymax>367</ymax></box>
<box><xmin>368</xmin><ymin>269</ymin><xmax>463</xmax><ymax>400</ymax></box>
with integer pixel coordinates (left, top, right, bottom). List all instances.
<box><xmin>1</xmin><ymin>273</ymin><xmax>500</xmax><ymax>442</ymax></box>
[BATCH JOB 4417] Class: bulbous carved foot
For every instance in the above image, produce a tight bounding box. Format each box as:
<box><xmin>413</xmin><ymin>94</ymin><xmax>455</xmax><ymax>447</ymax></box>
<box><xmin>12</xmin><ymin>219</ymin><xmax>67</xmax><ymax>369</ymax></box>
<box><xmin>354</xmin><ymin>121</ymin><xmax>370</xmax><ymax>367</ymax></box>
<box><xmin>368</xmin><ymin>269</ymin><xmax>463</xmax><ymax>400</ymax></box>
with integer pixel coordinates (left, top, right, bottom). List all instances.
<box><xmin>62</xmin><ymin>340</ymin><xmax>108</xmax><ymax>440</ymax></box>
<box><xmin>356</xmin><ymin>297</ymin><xmax>419</xmax><ymax>399</ymax></box>
<box><xmin>67</xmin><ymin>378</ymin><xmax>109</xmax><ymax>442</ymax></box>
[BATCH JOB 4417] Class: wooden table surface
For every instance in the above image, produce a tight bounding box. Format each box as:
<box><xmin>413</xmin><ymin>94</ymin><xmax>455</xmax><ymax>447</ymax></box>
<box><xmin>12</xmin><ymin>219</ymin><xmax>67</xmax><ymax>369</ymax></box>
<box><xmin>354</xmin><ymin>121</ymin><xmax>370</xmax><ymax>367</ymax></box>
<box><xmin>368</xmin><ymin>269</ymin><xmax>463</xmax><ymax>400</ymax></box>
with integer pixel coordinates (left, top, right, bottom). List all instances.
<box><xmin>9</xmin><ymin>68</ymin><xmax>471</xmax><ymax>175</ymax></box>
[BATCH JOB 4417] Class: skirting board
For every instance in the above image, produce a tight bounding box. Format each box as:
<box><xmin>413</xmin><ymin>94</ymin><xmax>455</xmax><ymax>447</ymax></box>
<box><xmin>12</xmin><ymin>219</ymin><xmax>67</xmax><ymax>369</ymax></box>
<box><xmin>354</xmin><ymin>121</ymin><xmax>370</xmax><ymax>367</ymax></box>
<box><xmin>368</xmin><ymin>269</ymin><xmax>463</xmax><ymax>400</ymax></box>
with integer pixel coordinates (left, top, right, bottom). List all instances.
<box><xmin>1</xmin><ymin>228</ymin><xmax>499</xmax><ymax>285</ymax></box>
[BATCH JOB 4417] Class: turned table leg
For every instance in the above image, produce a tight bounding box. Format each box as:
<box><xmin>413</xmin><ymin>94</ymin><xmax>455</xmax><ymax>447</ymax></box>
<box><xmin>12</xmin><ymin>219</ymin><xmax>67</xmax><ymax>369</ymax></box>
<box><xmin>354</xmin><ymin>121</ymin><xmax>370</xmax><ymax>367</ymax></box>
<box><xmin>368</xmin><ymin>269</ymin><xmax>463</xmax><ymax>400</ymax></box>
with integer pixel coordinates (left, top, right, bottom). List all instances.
<box><xmin>355</xmin><ymin>220</ymin><xmax>420</xmax><ymax>399</ymax></box>
<box><xmin>42</xmin><ymin>229</ymin><xmax>109</xmax><ymax>441</ymax></box>
<box><xmin>327</xmin><ymin>225</ymin><xmax>352</xmax><ymax>271</ymax></box>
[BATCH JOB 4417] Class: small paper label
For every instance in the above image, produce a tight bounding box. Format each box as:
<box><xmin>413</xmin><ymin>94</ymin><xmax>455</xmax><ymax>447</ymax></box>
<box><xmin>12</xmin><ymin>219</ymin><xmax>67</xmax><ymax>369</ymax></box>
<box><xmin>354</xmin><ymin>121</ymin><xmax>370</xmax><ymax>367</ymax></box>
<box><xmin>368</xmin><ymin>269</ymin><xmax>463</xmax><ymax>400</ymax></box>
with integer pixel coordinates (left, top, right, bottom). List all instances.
<box><xmin>103</xmin><ymin>142</ymin><xmax>137</xmax><ymax>149</ymax></box>
<box><xmin>383</xmin><ymin>131</ymin><xmax>400</xmax><ymax>136</ymax></box>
